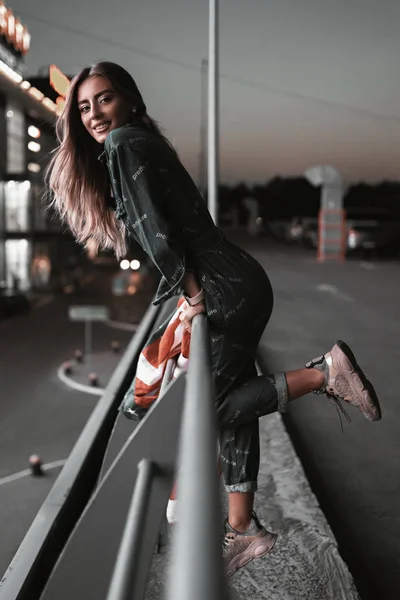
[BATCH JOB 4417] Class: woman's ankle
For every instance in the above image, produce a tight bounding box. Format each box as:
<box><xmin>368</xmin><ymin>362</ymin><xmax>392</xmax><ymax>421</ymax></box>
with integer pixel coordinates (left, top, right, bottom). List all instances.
<box><xmin>286</xmin><ymin>367</ymin><xmax>326</xmax><ymax>401</ymax></box>
<box><xmin>228</xmin><ymin>514</ymin><xmax>252</xmax><ymax>532</ymax></box>
<box><xmin>310</xmin><ymin>368</ymin><xmax>326</xmax><ymax>391</ymax></box>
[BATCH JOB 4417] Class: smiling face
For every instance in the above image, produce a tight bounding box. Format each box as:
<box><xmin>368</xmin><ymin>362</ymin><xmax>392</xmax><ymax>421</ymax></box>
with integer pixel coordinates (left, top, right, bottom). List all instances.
<box><xmin>77</xmin><ymin>75</ymin><xmax>133</xmax><ymax>144</ymax></box>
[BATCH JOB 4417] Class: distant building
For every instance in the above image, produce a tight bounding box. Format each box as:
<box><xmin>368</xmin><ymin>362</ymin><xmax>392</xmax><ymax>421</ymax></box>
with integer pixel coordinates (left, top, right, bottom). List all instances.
<box><xmin>0</xmin><ymin>3</ymin><xmax>78</xmax><ymax>292</ymax></box>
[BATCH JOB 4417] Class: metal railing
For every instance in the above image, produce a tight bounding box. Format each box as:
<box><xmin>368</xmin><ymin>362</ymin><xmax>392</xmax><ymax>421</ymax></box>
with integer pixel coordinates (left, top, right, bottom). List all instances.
<box><xmin>166</xmin><ymin>314</ymin><xmax>229</xmax><ymax>600</ymax></box>
<box><xmin>106</xmin><ymin>458</ymin><xmax>155</xmax><ymax>600</ymax></box>
<box><xmin>1</xmin><ymin>303</ymin><xmax>230</xmax><ymax>600</ymax></box>
<box><xmin>104</xmin><ymin>314</ymin><xmax>230</xmax><ymax>600</ymax></box>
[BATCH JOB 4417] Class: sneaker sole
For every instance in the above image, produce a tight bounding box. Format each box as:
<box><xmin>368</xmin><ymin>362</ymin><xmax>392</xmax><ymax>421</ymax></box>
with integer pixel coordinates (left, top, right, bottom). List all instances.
<box><xmin>336</xmin><ymin>340</ymin><xmax>382</xmax><ymax>421</ymax></box>
<box><xmin>225</xmin><ymin>531</ymin><xmax>278</xmax><ymax>578</ymax></box>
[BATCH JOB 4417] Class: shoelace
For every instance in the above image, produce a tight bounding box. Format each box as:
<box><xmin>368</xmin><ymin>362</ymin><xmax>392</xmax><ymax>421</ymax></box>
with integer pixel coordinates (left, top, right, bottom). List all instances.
<box><xmin>326</xmin><ymin>392</ymin><xmax>352</xmax><ymax>432</ymax></box>
<box><xmin>222</xmin><ymin>532</ymin><xmax>236</xmax><ymax>556</ymax></box>
<box><xmin>223</xmin><ymin>531</ymin><xmax>236</xmax><ymax>549</ymax></box>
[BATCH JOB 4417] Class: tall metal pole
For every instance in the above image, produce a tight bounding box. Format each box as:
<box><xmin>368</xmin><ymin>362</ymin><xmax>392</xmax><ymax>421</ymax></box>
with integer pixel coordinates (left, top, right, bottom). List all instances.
<box><xmin>199</xmin><ymin>58</ymin><xmax>208</xmax><ymax>197</ymax></box>
<box><xmin>208</xmin><ymin>0</ymin><xmax>219</xmax><ymax>224</ymax></box>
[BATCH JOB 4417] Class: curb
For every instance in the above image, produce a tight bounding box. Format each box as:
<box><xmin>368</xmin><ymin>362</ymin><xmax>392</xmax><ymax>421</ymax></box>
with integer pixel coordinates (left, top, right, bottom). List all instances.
<box><xmin>57</xmin><ymin>319</ymin><xmax>137</xmax><ymax>396</ymax></box>
<box><xmin>57</xmin><ymin>365</ymin><xmax>104</xmax><ymax>396</ymax></box>
<box><xmin>253</xmin><ymin>410</ymin><xmax>360</xmax><ymax>599</ymax></box>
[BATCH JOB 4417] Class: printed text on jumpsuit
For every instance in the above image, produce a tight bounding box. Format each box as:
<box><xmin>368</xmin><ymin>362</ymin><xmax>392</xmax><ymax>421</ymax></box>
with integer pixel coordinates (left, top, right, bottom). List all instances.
<box><xmin>99</xmin><ymin>124</ymin><xmax>289</xmax><ymax>493</ymax></box>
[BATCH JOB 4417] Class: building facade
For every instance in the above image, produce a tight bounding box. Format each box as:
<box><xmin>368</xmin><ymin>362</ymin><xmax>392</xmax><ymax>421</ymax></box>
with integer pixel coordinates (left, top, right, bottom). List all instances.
<box><xmin>0</xmin><ymin>2</ymin><xmax>79</xmax><ymax>293</ymax></box>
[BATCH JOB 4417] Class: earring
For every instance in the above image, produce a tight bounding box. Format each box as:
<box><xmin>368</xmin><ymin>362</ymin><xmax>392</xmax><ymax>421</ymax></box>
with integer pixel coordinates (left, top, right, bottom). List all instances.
<box><xmin>132</xmin><ymin>108</ymin><xmax>137</xmax><ymax>114</ymax></box>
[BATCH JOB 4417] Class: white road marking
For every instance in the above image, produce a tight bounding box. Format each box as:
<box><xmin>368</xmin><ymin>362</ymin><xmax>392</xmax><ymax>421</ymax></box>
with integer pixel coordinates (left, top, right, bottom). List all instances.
<box><xmin>360</xmin><ymin>262</ymin><xmax>376</xmax><ymax>270</ymax></box>
<box><xmin>317</xmin><ymin>283</ymin><xmax>354</xmax><ymax>303</ymax></box>
<box><xmin>57</xmin><ymin>364</ymin><xmax>104</xmax><ymax>396</ymax></box>
<box><xmin>0</xmin><ymin>459</ymin><xmax>66</xmax><ymax>487</ymax></box>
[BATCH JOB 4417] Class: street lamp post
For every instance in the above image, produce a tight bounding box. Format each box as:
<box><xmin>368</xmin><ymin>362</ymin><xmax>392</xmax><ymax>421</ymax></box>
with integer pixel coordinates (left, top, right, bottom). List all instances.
<box><xmin>208</xmin><ymin>0</ymin><xmax>219</xmax><ymax>224</ymax></box>
<box><xmin>199</xmin><ymin>58</ymin><xmax>208</xmax><ymax>197</ymax></box>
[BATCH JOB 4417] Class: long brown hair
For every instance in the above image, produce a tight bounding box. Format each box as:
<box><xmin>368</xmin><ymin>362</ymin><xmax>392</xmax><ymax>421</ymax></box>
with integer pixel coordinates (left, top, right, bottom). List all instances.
<box><xmin>45</xmin><ymin>61</ymin><xmax>172</xmax><ymax>258</ymax></box>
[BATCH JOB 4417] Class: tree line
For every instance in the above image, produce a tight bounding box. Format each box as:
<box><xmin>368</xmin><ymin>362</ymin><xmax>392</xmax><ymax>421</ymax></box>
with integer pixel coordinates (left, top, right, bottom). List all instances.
<box><xmin>214</xmin><ymin>178</ymin><xmax>400</xmax><ymax>222</ymax></box>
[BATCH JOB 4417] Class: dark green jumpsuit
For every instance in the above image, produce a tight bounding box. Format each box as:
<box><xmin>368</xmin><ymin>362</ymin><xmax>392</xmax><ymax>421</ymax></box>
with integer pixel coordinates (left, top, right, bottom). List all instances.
<box><xmin>99</xmin><ymin>124</ymin><xmax>288</xmax><ymax>492</ymax></box>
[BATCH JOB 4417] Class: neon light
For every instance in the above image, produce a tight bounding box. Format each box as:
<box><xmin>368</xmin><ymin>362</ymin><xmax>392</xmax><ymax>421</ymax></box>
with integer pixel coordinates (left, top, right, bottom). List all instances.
<box><xmin>0</xmin><ymin>2</ymin><xmax>30</xmax><ymax>54</ymax></box>
<box><xmin>28</xmin><ymin>125</ymin><xmax>41</xmax><ymax>139</ymax></box>
<box><xmin>49</xmin><ymin>64</ymin><xmax>70</xmax><ymax>98</ymax></box>
<box><xmin>56</xmin><ymin>96</ymin><xmax>65</xmax><ymax>110</ymax></box>
<box><xmin>0</xmin><ymin>58</ymin><xmax>22</xmax><ymax>83</ymax></box>
<box><xmin>29</xmin><ymin>87</ymin><xmax>45</xmax><ymax>101</ymax></box>
<box><xmin>27</xmin><ymin>141</ymin><xmax>41</xmax><ymax>153</ymax></box>
<box><xmin>28</xmin><ymin>162</ymin><xmax>41</xmax><ymax>173</ymax></box>
<box><xmin>42</xmin><ymin>97</ymin><xmax>58</xmax><ymax>112</ymax></box>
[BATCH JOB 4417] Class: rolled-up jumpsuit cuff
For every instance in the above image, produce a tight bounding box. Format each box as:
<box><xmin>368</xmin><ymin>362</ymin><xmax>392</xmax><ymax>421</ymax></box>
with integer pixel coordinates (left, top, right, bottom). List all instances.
<box><xmin>275</xmin><ymin>371</ymin><xmax>289</xmax><ymax>413</ymax></box>
<box><xmin>224</xmin><ymin>481</ymin><xmax>258</xmax><ymax>493</ymax></box>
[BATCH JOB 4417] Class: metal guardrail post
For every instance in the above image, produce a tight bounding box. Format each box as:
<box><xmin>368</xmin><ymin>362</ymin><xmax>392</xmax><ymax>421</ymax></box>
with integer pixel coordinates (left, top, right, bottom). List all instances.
<box><xmin>166</xmin><ymin>314</ymin><xmax>230</xmax><ymax>600</ymax></box>
<box><xmin>159</xmin><ymin>357</ymin><xmax>177</xmax><ymax>397</ymax></box>
<box><xmin>106</xmin><ymin>459</ymin><xmax>154</xmax><ymax>600</ymax></box>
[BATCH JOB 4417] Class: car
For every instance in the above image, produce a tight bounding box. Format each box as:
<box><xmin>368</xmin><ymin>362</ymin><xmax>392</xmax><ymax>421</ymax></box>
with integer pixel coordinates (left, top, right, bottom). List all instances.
<box><xmin>286</xmin><ymin>218</ymin><xmax>304</xmax><ymax>242</ymax></box>
<box><xmin>301</xmin><ymin>217</ymin><xmax>400</xmax><ymax>258</ymax></box>
<box><xmin>347</xmin><ymin>221</ymin><xmax>400</xmax><ymax>257</ymax></box>
<box><xmin>301</xmin><ymin>222</ymin><xmax>318</xmax><ymax>248</ymax></box>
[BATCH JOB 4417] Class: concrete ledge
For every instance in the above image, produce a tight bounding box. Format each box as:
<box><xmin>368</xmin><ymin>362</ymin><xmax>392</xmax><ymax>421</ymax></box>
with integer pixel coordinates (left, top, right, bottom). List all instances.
<box><xmin>144</xmin><ymin>410</ymin><xmax>359</xmax><ymax>599</ymax></box>
<box><xmin>57</xmin><ymin>320</ymin><xmax>137</xmax><ymax>396</ymax></box>
<box><xmin>231</xmin><ymin>412</ymin><xmax>360</xmax><ymax>599</ymax></box>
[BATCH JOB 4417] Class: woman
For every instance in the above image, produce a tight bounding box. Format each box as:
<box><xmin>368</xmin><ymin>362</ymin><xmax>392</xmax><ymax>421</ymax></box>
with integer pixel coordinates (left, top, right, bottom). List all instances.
<box><xmin>46</xmin><ymin>61</ymin><xmax>382</xmax><ymax>578</ymax></box>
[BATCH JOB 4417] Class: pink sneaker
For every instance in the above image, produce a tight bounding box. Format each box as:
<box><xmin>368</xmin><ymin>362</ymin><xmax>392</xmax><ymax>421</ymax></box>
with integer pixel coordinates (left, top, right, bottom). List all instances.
<box><xmin>222</xmin><ymin>512</ymin><xmax>277</xmax><ymax>578</ymax></box>
<box><xmin>307</xmin><ymin>340</ymin><xmax>382</xmax><ymax>422</ymax></box>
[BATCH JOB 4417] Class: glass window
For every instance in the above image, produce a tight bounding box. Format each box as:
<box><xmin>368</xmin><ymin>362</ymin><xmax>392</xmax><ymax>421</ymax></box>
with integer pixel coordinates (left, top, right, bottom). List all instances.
<box><xmin>6</xmin><ymin>104</ymin><xmax>25</xmax><ymax>174</ymax></box>
<box><xmin>5</xmin><ymin>238</ymin><xmax>31</xmax><ymax>291</ymax></box>
<box><xmin>4</xmin><ymin>180</ymin><xmax>31</xmax><ymax>232</ymax></box>
<box><xmin>31</xmin><ymin>243</ymin><xmax>51</xmax><ymax>288</ymax></box>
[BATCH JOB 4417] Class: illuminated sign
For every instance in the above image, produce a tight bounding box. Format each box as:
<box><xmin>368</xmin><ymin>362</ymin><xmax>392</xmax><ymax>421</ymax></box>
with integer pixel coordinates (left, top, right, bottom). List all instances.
<box><xmin>49</xmin><ymin>64</ymin><xmax>70</xmax><ymax>110</ymax></box>
<box><xmin>56</xmin><ymin>96</ymin><xmax>65</xmax><ymax>110</ymax></box>
<box><xmin>0</xmin><ymin>2</ymin><xmax>30</xmax><ymax>55</ymax></box>
<box><xmin>49</xmin><ymin>64</ymin><xmax>70</xmax><ymax>98</ymax></box>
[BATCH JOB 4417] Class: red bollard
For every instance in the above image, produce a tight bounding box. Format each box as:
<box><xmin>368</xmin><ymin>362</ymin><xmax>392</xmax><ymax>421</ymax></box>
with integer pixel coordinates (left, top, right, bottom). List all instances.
<box><xmin>63</xmin><ymin>361</ymin><xmax>73</xmax><ymax>374</ymax></box>
<box><xmin>88</xmin><ymin>372</ymin><xmax>98</xmax><ymax>386</ymax></box>
<box><xmin>111</xmin><ymin>340</ymin><xmax>120</xmax><ymax>353</ymax></box>
<box><xmin>29</xmin><ymin>454</ymin><xmax>43</xmax><ymax>477</ymax></box>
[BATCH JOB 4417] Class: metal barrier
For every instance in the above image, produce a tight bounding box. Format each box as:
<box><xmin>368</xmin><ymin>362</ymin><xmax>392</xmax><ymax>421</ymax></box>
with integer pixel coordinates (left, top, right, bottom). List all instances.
<box><xmin>104</xmin><ymin>314</ymin><xmax>230</xmax><ymax>600</ymax></box>
<box><xmin>1</xmin><ymin>303</ymin><xmax>230</xmax><ymax>600</ymax></box>
<box><xmin>166</xmin><ymin>314</ymin><xmax>230</xmax><ymax>600</ymax></box>
<box><xmin>105</xmin><ymin>357</ymin><xmax>178</xmax><ymax>600</ymax></box>
<box><xmin>106</xmin><ymin>459</ymin><xmax>155</xmax><ymax>600</ymax></box>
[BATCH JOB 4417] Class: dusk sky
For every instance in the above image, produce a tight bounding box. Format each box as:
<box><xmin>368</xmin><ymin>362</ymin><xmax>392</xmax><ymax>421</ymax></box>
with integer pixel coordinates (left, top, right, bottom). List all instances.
<box><xmin>11</xmin><ymin>0</ymin><xmax>400</xmax><ymax>185</ymax></box>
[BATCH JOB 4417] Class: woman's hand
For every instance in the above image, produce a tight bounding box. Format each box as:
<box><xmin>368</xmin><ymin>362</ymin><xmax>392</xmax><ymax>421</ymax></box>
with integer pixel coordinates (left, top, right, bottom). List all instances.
<box><xmin>179</xmin><ymin>302</ymin><xmax>206</xmax><ymax>332</ymax></box>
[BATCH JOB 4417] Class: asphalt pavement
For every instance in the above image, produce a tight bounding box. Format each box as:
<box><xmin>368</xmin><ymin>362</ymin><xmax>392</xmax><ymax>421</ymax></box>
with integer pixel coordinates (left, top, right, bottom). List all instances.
<box><xmin>242</xmin><ymin>236</ymin><xmax>400</xmax><ymax>600</ymax></box>
<box><xmin>0</xmin><ymin>269</ymin><xmax>149</xmax><ymax>577</ymax></box>
<box><xmin>1</xmin><ymin>236</ymin><xmax>399</xmax><ymax>599</ymax></box>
